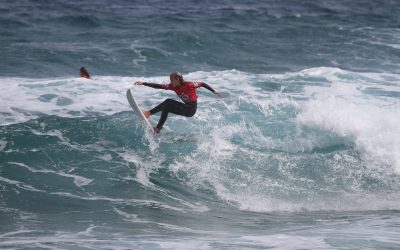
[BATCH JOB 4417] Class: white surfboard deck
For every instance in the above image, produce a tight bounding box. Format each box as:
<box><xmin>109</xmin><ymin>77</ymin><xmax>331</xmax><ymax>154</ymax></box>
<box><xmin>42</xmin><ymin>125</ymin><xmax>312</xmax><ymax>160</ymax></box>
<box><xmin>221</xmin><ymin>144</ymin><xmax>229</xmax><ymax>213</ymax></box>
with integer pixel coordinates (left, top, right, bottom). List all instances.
<box><xmin>126</xmin><ymin>88</ymin><xmax>154</xmax><ymax>132</ymax></box>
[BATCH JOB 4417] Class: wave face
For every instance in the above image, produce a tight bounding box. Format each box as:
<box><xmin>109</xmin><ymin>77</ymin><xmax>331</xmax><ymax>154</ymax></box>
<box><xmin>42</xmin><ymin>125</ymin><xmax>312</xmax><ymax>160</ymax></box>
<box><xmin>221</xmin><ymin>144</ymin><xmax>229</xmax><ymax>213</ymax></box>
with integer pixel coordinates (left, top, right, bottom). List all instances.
<box><xmin>1</xmin><ymin>0</ymin><xmax>400</xmax><ymax>249</ymax></box>
<box><xmin>1</xmin><ymin>69</ymin><xmax>400</xmax><ymax>249</ymax></box>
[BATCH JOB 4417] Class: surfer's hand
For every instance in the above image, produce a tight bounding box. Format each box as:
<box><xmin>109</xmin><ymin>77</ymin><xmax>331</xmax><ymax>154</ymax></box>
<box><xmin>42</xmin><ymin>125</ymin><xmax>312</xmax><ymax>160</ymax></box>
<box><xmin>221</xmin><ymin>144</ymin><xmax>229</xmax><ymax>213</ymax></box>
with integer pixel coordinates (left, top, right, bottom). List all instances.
<box><xmin>134</xmin><ymin>81</ymin><xmax>144</xmax><ymax>85</ymax></box>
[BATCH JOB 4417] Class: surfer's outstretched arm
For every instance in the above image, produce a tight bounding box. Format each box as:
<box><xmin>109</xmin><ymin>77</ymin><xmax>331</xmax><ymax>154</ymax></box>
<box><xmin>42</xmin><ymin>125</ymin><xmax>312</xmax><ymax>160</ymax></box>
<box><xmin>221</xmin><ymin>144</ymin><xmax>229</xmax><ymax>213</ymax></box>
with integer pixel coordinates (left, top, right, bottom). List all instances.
<box><xmin>142</xmin><ymin>82</ymin><xmax>164</xmax><ymax>89</ymax></box>
<box><xmin>134</xmin><ymin>81</ymin><xmax>164</xmax><ymax>89</ymax></box>
<box><xmin>201</xmin><ymin>82</ymin><xmax>222</xmax><ymax>97</ymax></box>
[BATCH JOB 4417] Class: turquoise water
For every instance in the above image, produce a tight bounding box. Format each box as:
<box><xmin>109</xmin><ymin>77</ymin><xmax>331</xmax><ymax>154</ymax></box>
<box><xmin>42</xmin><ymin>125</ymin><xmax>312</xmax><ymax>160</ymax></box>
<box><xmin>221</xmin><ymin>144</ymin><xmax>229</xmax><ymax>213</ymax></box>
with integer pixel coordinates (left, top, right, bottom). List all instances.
<box><xmin>1</xmin><ymin>1</ymin><xmax>400</xmax><ymax>249</ymax></box>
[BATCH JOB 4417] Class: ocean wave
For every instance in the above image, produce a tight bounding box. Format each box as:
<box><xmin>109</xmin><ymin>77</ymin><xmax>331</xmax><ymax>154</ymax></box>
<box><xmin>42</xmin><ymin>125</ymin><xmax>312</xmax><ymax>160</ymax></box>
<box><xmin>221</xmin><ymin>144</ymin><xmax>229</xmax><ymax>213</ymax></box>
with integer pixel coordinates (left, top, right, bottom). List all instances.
<box><xmin>1</xmin><ymin>67</ymin><xmax>400</xmax><ymax>215</ymax></box>
<box><xmin>1</xmin><ymin>68</ymin><xmax>400</xmax><ymax>176</ymax></box>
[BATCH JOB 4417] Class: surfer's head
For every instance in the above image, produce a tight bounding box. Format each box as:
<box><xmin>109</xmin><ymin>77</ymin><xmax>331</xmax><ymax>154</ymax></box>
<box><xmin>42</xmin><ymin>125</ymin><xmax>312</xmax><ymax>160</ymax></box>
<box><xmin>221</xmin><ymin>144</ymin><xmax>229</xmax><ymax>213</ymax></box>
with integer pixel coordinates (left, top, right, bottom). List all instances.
<box><xmin>80</xmin><ymin>67</ymin><xmax>90</xmax><ymax>79</ymax></box>
<box><xmin>170</xmin><ymin>71</ymin><xmax>183</xmax><ymax>86</ymax></box>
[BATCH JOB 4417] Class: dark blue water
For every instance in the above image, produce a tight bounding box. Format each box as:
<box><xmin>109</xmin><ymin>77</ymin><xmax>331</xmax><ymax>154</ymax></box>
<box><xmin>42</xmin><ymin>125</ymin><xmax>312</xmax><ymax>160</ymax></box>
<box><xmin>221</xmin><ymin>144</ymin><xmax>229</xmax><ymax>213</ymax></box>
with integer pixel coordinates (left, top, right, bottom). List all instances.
<box><xmin>1</xmin><ymin>0</ymin><xmax>400</xmax><ymax>249</ymax></box>
<box><xmin>2</xmin><ymin>0</ymin><xmax>400</xmax><ymax>78</ymax></box>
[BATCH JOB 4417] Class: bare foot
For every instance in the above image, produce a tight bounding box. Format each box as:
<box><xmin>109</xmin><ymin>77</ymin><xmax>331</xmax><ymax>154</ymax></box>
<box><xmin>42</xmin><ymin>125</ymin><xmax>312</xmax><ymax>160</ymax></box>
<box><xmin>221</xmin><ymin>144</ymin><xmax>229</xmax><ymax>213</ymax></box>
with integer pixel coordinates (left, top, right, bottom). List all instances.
<box><xmin>153</xmin><ymin>127</ymin><xmax>161</xmax><ymax>134</ymax></box>
<box><xmin>142</xmin><ymin>110</ymin><xmax>151</xmax><ymax>118</ymax></box>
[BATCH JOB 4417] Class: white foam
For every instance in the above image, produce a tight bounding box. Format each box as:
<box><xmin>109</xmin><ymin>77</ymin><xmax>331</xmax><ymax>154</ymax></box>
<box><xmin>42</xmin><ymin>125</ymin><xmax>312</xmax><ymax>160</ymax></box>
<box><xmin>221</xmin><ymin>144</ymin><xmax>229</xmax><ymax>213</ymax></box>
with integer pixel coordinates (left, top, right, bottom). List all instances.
<box><xmin>0</xmin><ymin>71</ymin><xmax>257</xmax><ymax>125</ymax></box>
<box><xmin>30</xmin><ymin>128</ymin><xmax>110</xmax><ymax>154</ymax></box>
<box><xmin>118</xmin><ymin>150</ymin><xmax>211</xmax><ymax>212</ymax></box>
<box><xmin>112</xmin><ymin>206</ymin><xmax>142</xmax><ymax>223</ymax></box>
<box><xmin>0</xmin><ymin>176</ymin><xmax>44</xmax><ymax>193</ymax></box>
<box><xmin>240</xmin><ymin>234</ymin><xmax>331</xmax><ymax>249</ymax></box>
<box><xmin>2</xmin><ymin>68</ymin><xmax>400</xmax><ymax>212</ymax></box>
<box><xmin>97</xmin><ymin>153</ymin><xmax>112</xmax><ymax>161</ymax></box>
<box><xmin>118</xmin><ymin>150</ymin><xmax>154</xmax><ymax>188</ymax></box>
<box><xmin>9</xmin><ymin>161</ymin><xmax>93</xmax><ymax>187</ymax></box>
<box><xmin>0</xmin><ymin>231</ymin><xmax>214</xmax><ymax>250</ymax></box>
<box><xmin>296</xmin><ymin>80</ymin><xmax>400</xmax><ymax>173</ymax></box>
<box><xmin>0</xmin><ymin>77</ymin><xmax>131</xmax><ymax>125</ymax></box>
<box><xmin>1</xmin><ymin>68</ymin><xmax>398</xmax><ymax>123</ymax></box>
<box><xmin>165</xmin><ymin>67</ymin><xmax>400</xmax><ymax>213</ymax></box>
<box><xmin>0</xmin><ymin>139</ymin><xmax>7</xmax><ymax>151</ymax></box>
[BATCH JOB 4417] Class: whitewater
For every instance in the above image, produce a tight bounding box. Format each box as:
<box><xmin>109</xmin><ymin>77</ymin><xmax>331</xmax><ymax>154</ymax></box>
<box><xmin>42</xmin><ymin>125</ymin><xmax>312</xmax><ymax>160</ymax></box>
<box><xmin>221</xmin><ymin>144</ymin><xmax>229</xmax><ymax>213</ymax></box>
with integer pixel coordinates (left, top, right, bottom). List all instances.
<box><xmin>2</xmin><ymin>68</ymin><xmax>400</xmax><ymax>249</ymax></box>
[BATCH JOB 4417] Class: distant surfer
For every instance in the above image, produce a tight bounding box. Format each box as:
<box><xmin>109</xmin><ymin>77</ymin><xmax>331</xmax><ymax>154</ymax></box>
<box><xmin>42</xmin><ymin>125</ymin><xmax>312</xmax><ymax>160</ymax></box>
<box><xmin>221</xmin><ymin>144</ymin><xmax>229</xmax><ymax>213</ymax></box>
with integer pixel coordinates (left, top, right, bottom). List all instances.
<box><xmin>134</xmin><ymin>72</ymin><xmax>222</xmax><ymax>133</ymax></box>
<box><xmin>80</xmin><ymin>67</ymin><xmax>90</xmax><ymax>79</ymax></box>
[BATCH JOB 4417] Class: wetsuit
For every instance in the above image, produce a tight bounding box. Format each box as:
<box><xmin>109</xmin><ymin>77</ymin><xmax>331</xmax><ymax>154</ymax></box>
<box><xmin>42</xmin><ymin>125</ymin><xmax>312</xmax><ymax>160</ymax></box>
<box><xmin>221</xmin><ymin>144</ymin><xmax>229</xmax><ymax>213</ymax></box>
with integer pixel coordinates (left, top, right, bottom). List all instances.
<box><xmin>143</xmin><ymin>81</ymin><xmax>216</xmax><ymax>129</ymax></box>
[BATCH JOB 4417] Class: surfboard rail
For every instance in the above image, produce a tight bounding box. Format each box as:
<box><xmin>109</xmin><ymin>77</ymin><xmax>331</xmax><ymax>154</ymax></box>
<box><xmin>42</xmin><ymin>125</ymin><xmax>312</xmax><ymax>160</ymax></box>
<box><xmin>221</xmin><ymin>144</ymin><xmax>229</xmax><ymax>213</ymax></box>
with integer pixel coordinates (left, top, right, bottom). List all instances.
<box><xmin>126</xmin><ymin>88</ymin><xmax>154</xmax><ymax>132</ymax></box>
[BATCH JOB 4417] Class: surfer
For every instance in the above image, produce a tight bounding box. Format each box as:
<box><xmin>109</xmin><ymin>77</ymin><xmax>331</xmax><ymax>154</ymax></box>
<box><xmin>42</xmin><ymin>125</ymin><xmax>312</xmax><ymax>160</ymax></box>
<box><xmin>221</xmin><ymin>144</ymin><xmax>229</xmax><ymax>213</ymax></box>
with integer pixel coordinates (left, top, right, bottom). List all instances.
<box><xmin>134</xmin><ymin>72</ymin><xmax>222</xmax><ymax>133</ymax></box>
<box><xmin>80</xmin><ymin>67</ymin><xmax>90</xmax><ymax>79</ymax></box>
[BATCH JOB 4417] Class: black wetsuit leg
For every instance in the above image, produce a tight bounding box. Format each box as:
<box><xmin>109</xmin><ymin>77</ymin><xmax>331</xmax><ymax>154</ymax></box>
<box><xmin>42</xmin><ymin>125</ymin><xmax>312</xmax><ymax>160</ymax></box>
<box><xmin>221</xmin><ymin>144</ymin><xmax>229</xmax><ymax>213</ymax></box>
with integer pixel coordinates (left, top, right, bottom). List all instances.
<box><xmin>149</xmin><ymin>99</ymin><xmax>197</xmax><ymax>129</ymax></box>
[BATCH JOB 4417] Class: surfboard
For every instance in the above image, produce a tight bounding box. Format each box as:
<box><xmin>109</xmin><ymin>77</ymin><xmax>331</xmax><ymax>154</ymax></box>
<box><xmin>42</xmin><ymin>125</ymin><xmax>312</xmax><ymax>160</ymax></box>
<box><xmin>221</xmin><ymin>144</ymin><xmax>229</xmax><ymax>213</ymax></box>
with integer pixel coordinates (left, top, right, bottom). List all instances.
<box><xmin>126</xmin><ymin>88</ymin><xmax>154</xmax><ymax>132</ymax></box>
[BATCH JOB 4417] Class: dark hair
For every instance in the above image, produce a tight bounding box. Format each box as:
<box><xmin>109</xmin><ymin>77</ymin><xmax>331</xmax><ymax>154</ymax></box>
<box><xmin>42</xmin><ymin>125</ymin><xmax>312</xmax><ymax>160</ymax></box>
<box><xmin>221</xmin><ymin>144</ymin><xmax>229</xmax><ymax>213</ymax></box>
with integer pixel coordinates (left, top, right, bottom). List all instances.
<box><xmin>80</xmin><ymin>67</ymin><xmax>90</xmax><ymax>78</ymax></box>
